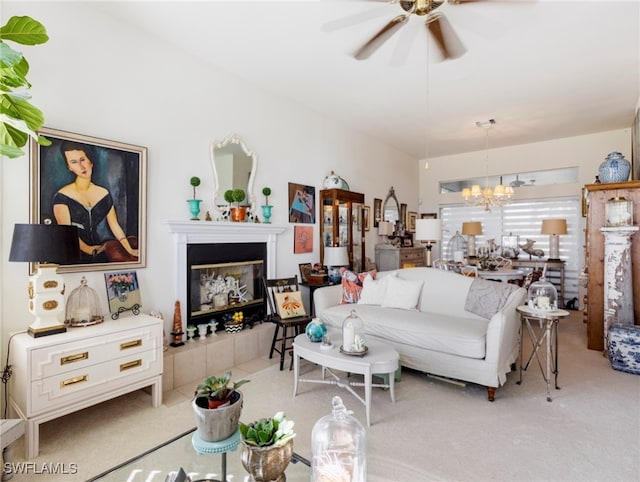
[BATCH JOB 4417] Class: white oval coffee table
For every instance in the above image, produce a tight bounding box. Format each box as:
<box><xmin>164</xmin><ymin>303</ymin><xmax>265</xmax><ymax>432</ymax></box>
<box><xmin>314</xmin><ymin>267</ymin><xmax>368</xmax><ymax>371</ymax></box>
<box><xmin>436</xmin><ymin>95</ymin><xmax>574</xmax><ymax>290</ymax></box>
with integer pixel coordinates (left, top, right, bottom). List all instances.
<box><xmin>293</xmin><ymin>332</ymin><xmax>399</xmax><ymax>426</ymax></box>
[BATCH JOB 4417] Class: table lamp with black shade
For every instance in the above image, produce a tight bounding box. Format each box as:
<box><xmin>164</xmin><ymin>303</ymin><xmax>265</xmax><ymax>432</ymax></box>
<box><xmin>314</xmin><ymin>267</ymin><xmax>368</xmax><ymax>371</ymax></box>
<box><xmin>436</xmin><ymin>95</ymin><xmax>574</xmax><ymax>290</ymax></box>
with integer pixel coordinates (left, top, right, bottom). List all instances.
<box><xmin>9</xmin><ymin>224</ymin><xmax>80</xmax><ymax>337</ymax></box>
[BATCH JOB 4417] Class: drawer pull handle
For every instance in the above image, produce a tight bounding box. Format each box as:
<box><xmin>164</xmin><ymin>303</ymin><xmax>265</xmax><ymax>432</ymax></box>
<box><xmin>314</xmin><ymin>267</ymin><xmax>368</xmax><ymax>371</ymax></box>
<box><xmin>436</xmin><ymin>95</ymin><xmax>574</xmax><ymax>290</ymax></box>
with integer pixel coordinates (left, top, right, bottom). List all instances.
<box><xmin>120</xmin><ymin>359</ymin><xmax>142</xmax><ymax>371</ymax></box>
<box><xmin>120</xmin><ymin>339</ymin><xmax>142</xmax><ymax>350</ymax></box>
<box><xmin>61</xmin><ymin>375</ymin><xmax>88</xmax><ymax>388</ymax></box>
<box><xmin>60</xmin><ymin>352</ymin><xmax>89</xmax><ymax>365</ymax></box>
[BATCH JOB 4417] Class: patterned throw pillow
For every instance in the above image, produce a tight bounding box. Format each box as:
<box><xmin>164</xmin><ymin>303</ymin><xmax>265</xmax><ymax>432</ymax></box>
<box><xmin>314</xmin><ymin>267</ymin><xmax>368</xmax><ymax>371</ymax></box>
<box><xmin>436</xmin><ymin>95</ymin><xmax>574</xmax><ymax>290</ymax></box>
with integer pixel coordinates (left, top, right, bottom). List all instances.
<box><xmin>340</xmin><ymin>268</ymin><xmax>377</xmax><ymax>304</ymax></box>
<box><xmin>274</xmin><ymin>291</ymin><xmax>307</xmax><ymax>319</ymax></box>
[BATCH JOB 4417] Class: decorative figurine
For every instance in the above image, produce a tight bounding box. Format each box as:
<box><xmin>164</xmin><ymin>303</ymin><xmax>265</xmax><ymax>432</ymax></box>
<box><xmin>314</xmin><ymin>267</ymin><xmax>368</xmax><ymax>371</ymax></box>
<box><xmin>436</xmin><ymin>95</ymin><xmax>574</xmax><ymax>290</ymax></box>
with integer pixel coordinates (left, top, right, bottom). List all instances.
<box><xmin>170</xmin><ymin>300</ymin><xmax>185</xmax><ymax>347</ymax></box>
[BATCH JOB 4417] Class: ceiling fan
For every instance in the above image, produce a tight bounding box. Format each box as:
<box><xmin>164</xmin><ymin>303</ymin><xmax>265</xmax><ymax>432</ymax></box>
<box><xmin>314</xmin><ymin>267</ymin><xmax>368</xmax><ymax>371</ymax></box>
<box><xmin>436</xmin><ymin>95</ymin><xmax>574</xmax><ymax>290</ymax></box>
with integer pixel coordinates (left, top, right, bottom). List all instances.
<box><xmin>352</xmin><ymin>0</ymin><xmax>481</xmax><ymax>61</ymax></box>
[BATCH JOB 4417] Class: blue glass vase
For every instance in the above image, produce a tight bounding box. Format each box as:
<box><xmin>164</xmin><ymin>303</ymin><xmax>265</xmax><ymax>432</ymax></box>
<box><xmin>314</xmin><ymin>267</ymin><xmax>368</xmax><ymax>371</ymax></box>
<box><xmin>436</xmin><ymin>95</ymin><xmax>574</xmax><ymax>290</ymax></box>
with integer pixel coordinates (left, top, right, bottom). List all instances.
<box><xmin>598</xmin><ymin>152</ymin><xmax>631</xmax><ymax>183</ymax></box>
<box><xmin>261</xmin><ymin>205</ymin><xmax>273</xmax><ymax>224</ymax></box>
<box><xmin>187</xmin><ymin>199</ymin><xmax>202</xmax><ymax>220</ymax></box>
<box><xmin>306</xmin><ymin>318</ymin><xmax>327</xmax><ymax>342</ymax></box>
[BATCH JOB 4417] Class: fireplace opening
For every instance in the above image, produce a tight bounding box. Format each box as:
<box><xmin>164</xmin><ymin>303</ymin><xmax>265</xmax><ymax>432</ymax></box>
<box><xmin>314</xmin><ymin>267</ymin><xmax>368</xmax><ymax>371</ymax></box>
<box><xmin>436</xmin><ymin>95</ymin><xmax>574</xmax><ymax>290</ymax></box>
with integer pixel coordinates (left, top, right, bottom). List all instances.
<box><xmin>187</xmin><ymin>242</ymin><xmax>267</xmax><ymax>329</ymax></box>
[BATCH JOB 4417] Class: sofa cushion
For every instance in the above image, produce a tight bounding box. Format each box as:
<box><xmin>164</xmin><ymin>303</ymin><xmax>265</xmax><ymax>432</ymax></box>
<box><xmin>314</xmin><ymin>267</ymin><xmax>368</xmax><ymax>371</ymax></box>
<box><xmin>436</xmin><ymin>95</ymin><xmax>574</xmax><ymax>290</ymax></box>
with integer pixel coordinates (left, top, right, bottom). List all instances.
<box><xmin>382</xmin><ymin>276</ymin><xmax>423</xmax><ymax>310</ymax></box>
<box><xmin>358</xmin><ymin>273</ymin><xmax>392</xmax><ymax>306</ymax></box>
<box><xmin>464</xmin><ymin>278</ymin><xmax>520</xmax><ymax>320</ymax></box>
<box><xmin>340</xmin><ymin>268</ymin><xmax>376</xmax><ymax>304</ymax></box>
<box><xmin>321</xmin><ymin>304</ymin><xmax>489</xmax><ymax>359</ymax></box>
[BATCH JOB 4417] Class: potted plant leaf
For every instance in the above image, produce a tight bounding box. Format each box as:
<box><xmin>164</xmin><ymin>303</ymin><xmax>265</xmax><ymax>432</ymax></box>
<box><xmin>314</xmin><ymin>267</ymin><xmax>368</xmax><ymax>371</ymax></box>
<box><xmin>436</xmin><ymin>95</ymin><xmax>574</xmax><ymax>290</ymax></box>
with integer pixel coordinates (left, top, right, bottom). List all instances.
<box><xmin>239</xmin><ymin>411</ymin><xmax>296</xmax><ymax>481</ymax></box>
<box><xmin>261</xmin><ymin>187</ymin><xmax>273</xmax><ymax>223</ymax></box>
<box><xmin>224</xmin><ymin>188</ymin><xmax>247</xmax><ymax>222</ymax></box>
<box><xmin>187</xmin><ymin>176</ymin><xmax>202</xmax><ymax>220</ymax></box>
<box><xmin>192</xmin><ymin>371</ymin><xmax>250</xmax><ymax>442</ymax></box>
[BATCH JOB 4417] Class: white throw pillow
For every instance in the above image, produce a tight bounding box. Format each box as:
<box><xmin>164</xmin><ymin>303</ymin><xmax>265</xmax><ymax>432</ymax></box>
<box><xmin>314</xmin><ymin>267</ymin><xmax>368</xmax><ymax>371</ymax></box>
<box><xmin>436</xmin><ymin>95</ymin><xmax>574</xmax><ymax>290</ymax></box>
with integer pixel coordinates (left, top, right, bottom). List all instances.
<box><xmin>382</xmin><ymin>276</ymin><xmax>424</xmax><ymax>310</ymax></box>
<box><xmin>357</xmin><ymin>274</ymin><xmax>390</xmax><ymax>305</ymax></box>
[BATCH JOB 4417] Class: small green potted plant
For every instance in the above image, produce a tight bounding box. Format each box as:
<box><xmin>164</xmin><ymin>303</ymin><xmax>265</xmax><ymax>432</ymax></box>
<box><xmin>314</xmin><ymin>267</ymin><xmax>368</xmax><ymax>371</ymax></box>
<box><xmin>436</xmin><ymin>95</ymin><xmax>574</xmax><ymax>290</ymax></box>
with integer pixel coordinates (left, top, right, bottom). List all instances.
<box><xmin>194</xmin><ymin>370</ymin><xmax>250</xmax><ymax>408</ymax></box>
<box><xmin>224</xmin><ymin>188</ymin><xmax>247</xmax><ymax>222</ymax></box>
<box><xmin>240</xmin><ymin>412</ymin><xmax>296</xmax><ymax>481</ymax></box>
<box><xmin>261</xmin><ymin>187</ymin><xmax>273</xmax><ymax>224</ymax></box>
<box><xmin>192</xmin><ymin>371</ymin><xmax>250</xmax><ymax>443</ymax></box>
<box><xmin>187</xmin><ymin>176</ymin><xmax>202</xmax><ymax>220</ymax></box>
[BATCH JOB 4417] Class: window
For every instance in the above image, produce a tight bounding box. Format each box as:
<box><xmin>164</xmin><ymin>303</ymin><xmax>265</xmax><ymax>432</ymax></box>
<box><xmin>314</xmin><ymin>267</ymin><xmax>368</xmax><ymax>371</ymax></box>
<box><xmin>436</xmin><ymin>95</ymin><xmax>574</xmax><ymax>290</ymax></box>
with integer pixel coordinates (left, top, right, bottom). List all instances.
<box><xmin>440</xmin><ymin>197</ymin><xmax>581</xmax><ymax>305</ymax></box>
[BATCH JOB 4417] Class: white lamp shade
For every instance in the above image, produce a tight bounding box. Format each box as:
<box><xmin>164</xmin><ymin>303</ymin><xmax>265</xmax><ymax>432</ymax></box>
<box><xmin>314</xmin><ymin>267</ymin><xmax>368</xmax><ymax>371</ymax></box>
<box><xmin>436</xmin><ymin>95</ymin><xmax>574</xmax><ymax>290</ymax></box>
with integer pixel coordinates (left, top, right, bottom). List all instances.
<box><xmin>378</xmin><ymin>221</ymin><xmax>394</xmax><ymax>236</ymax></box>
<box><xmin>415</xmin><ymin>219</ymin><xmax>441</xmax><ymax>242</ymax></box>
<box><xmin>324</xmin><ymin>246</ymin><xmax>349</xmax><ymax>267</ymax></box>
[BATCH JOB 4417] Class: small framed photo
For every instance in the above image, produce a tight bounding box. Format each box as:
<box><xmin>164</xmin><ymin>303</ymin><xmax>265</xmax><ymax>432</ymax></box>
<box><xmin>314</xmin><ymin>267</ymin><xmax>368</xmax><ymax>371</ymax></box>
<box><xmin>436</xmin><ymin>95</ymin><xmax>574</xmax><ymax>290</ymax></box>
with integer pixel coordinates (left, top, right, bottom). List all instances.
<box><xmin>407</xmin><ymin>211</ymin><xmax>417</xmax><ymax>233</ymax></box>
<box><xmin>403</xmin><ymin>237</ymin><xmax>413</xmax><ymax>247</ymax></box>
<box><xmin>105</xmin><ymin>271</ymin><xmax>141</xmax><ymax>317</ymax></box>
<box><xmin>299</xmin><ymin>262</ymin><xmax>312</xmax><ymax>283</ymax></box>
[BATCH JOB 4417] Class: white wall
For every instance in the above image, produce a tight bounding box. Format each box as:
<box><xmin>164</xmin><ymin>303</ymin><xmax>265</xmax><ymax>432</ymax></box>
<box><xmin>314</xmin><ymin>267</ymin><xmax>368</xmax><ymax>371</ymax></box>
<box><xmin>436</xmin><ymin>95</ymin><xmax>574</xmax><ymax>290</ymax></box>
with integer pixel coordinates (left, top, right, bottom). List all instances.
<box><xmin>0</xmin><ymin>1</ymin><xmax>418</xmax><ymax>370</ymax></box>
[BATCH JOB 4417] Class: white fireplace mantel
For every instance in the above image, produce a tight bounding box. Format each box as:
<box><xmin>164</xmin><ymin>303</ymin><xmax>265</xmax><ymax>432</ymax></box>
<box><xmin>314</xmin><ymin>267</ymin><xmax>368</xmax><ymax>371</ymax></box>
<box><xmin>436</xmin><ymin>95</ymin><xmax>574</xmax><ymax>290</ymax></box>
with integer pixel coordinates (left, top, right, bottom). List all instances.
<box><xmin>164</xmin><ymin>220</ymin><xmax>288</xmax><ymax>321</ymax></box>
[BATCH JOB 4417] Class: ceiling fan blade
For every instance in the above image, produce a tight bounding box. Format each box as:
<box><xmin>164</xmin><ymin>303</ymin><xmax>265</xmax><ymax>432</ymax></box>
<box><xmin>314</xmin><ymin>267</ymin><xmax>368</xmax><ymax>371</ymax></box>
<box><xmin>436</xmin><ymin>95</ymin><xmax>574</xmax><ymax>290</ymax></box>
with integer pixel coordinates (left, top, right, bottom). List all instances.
<box><xmin>426</xmin><ymin>13</ymin><xmax>466</xmax><ymax>60</ymax></box>
<box><xmin>354</xmin><ymin>14</ymin><xmax>409</xmax><ymax>60</ymax></box>
<box><xmin>321</xmin><ymin>4</ymin><xmax>394</xmax><ymax>33</ymax></box>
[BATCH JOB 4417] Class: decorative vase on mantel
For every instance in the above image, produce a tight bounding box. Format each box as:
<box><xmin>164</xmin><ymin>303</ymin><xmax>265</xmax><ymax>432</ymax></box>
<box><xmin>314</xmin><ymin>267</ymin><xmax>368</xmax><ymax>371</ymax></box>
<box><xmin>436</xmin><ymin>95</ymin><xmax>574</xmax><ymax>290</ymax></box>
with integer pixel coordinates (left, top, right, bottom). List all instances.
<box><xmin>261</xmin><ymin>205</ymin><xmax>273</xmax><ymax>224</ymax></box>
<box><xmin>598</xmin><ymin>152</ymin><xmax>631</xmax><ymax>183</ymax></box>
<box><xmin>230</xmin><ymin>206</ymin><xmax>247</xmax><ymax>222</ymax></box>
<box><xmin>187</xmin><ymin>199</ymin><xmax>202</xmax><ymax>220</ymax></box>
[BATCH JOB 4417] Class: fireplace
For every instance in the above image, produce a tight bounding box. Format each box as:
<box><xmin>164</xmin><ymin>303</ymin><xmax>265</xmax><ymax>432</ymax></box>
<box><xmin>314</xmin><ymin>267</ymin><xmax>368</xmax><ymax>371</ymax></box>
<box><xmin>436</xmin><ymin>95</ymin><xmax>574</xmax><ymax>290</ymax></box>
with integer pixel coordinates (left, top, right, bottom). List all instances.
<box><xmin>165</xmin><ymin>221</ymin><xmax>286</xmax><ymax>329</ymax></box>
<box><xmin>188</xmin><ymin>243</ymin><xmax>266</xmax><ymax>327</ymax></box>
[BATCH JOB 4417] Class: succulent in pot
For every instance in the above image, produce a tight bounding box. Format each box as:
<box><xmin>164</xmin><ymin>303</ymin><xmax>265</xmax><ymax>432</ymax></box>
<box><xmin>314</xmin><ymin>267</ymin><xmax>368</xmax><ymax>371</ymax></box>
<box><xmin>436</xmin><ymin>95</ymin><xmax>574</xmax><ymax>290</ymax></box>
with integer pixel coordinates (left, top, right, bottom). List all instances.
<box><xmin>194</xmin><ymin>370</ymin><xmax>250</xmax><ymax>409</ymax></box>
<box><xmin>240</xmin><ymin>411</ymin><xmax>296</xmax><ymax>448</ymax></box>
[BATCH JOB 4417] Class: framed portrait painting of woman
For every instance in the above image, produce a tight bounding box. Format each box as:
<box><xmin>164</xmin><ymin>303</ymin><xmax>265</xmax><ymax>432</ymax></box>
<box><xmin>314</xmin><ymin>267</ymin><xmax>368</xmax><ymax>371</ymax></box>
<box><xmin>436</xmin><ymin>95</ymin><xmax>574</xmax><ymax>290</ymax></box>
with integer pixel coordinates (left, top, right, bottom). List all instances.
<box><xmin>30</xmin><ymin>127</ymin><xmax>147</xmax><ymax>272</ymax></box>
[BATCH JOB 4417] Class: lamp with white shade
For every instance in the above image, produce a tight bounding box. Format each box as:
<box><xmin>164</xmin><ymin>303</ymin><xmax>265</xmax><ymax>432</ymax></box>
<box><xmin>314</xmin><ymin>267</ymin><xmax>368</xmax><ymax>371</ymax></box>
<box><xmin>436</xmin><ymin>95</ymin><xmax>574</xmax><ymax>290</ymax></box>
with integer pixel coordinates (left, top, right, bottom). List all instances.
<box><xmin>9</xmin><ymin>224</ymin><xmax>80</xmax><ymax>337</ymax></box>
<box><xmin>461</xmin><ymin>221</ymin><xmax>483</xmax><ymax>258</ymax></box>
<box><xmin>415</xmin><ymin>218</ymin><xmax>441</xmax><ymax>267</ymax></box>
<box><xmin>324</xmin><ymin>246</ymin><xmax>349</xmax><ymax>284</ymax></box>
<box><xmin>377</xmin><ymin>221</ymin><xmax>394</xmax><ymax>237</ymax></box>
<box><xmin>541</xmin><ymin>219</ymin><xmax>567</xmax><ymax>261</ymax></box>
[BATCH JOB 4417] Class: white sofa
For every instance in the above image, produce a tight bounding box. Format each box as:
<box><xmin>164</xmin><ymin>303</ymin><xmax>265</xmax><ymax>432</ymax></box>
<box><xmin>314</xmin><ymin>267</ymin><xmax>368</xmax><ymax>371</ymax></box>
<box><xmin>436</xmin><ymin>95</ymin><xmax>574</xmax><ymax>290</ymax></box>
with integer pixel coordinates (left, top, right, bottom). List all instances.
<box><xmin>313</xmin><ymin>267</ymin><xmax>527</xmax><ymax>401</ymax></box>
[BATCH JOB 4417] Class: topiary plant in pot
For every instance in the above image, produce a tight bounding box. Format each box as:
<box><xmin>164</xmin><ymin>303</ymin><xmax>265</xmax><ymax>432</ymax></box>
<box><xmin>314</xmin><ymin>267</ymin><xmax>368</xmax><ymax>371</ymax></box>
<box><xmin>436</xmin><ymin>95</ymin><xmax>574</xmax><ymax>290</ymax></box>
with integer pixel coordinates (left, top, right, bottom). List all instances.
<box><xmin>224</xmin><ymin>188</ymin><xmax>247</xmax><ymax>222</ymax></box>
<box><xmin>261</xmin><ymin>187</ymin><xmax>273</xmax><ymax>223</ymax></box>
<box><xmin>187</xmin><ymin>176</ymin><xmax>202</xmax><ymax>220</ymax></box>
<box><xmin>192</xmin><ymin>371</ymin><xmax>250</xmax><ymax>442</ymax></box>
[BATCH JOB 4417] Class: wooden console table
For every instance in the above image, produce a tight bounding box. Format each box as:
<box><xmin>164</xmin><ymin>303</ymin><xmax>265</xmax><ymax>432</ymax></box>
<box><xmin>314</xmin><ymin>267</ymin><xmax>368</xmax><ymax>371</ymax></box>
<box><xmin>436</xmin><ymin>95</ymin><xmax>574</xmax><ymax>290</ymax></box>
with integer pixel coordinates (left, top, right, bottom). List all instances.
<box><xmin>511</xmin><ymin>259</ymin><xmax>565</xmax><ymax>307</ymax></box>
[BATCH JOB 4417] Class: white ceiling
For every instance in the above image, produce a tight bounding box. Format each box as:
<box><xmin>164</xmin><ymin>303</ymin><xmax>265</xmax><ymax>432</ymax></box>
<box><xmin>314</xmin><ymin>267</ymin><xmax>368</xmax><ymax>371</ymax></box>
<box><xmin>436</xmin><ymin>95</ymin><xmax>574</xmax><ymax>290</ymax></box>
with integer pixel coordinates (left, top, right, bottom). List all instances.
<box><xmin>93</xmin><ymin>0</ymin><xmax>640</xmax><ymax>159</ymax></box>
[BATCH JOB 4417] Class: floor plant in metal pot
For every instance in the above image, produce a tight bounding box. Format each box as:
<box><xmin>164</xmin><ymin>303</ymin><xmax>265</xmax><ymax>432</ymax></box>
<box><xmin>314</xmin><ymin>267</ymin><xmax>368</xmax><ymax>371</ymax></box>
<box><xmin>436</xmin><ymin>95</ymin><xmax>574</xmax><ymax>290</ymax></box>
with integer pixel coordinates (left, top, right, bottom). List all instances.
<box><xmin>239</xmin><ymin>412</ymin><xmax>295</xmax><ymax>482</ymax></box>
<box><xmin>192</xmin><ymin>371</ymin><xmax>250</xmax><ymax>442</ymax></box>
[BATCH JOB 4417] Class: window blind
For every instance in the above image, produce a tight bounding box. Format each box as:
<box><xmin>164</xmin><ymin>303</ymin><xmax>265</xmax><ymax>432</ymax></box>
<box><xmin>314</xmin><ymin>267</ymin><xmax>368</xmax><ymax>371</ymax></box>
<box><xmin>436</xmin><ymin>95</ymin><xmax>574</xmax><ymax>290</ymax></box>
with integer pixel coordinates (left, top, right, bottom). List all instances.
<box><xmin>440</xmin><ymin>198</ymin><xmax>581</xmax><ymax>305</ymax></box>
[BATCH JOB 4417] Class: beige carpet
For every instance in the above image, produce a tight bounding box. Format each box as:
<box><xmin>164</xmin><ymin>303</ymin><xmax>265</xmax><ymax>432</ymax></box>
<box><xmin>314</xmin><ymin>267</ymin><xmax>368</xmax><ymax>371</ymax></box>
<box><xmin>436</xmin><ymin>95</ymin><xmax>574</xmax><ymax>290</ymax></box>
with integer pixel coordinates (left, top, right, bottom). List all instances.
<box><xmin>4</xmin><ymin>314</ymin><xmax>640</xmax><ymax>482</ymax></box>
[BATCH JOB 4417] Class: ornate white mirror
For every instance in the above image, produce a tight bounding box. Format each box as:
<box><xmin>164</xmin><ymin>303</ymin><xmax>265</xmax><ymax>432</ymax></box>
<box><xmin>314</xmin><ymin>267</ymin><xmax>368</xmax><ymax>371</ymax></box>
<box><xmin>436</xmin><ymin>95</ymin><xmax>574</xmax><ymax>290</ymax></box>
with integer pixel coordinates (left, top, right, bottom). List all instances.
<box><xmin>210</xmin><ymin>134</ymin><xmax>257</xmax><ymax>217</ymax></box>
<box><xmin>383</xmin><ymin>186</ymin><xmax>400</xmax><ymax>224</ymax></box>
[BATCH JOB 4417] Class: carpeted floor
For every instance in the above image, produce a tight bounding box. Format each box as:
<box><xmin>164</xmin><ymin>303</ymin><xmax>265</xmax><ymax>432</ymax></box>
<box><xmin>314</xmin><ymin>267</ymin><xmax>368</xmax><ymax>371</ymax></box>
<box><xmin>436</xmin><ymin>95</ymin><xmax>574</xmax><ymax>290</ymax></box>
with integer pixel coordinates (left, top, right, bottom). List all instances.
<box><xmin>4</xmin><ymin>312</ymin><xmax>640</xmax><ymax>481</ymax></box>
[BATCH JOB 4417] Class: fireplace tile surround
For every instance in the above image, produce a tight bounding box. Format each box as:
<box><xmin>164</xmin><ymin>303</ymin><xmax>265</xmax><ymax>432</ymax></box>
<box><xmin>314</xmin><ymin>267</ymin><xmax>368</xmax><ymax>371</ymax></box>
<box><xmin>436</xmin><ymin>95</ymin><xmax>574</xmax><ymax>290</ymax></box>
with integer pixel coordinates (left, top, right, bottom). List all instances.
<box><xmin>163</xmin><ymin>221</ymin><xmax>287</xmax><ymax>390</ymax></box>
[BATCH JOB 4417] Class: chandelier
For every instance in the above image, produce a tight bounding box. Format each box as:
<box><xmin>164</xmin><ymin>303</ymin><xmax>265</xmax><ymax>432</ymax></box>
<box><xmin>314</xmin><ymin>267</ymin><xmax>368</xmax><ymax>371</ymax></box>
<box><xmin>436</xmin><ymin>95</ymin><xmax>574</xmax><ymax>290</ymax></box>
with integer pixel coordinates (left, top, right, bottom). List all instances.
<box><xmin>461</xmin><ymin>119</ymin><xmax>513</xmax><ymax>211</ymax></box>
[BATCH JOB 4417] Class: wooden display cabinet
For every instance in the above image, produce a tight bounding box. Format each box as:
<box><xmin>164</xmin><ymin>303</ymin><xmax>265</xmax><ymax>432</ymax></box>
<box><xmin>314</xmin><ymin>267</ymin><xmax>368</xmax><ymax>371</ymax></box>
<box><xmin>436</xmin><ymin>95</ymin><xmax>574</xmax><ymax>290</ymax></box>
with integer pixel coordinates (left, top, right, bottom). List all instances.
<box><xmin>320</xmin><ymin>189</ymin><xmax>365</xmax><ymax>273</ymax></box>
<box><xmin>584</xmin><ymin>181</ymin><xmax>640</xmax><ymax>351</ymax></box>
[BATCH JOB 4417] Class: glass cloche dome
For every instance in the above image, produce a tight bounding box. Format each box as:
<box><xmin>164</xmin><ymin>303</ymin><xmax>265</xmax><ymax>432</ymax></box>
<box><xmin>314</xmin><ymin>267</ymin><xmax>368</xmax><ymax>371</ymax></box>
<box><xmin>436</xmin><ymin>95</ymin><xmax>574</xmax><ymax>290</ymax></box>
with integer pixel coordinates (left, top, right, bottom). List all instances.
<box><xmin>65</xmin><ymin>276</ymin><xmax>104</xmax><ymax>326</ymax></box>
<box><xmin>527</xmin><ymin>276</ymin><xmax>558</xmax><ymax>312</ymax></box>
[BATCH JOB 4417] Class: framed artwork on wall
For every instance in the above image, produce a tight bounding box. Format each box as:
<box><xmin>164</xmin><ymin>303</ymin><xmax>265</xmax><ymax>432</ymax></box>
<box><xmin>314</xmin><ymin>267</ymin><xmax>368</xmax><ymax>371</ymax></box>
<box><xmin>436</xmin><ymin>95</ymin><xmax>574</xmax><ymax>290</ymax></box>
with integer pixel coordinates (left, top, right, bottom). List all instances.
<box><xmin>288</xmin><ymin>182</ymin><xmax>315</xmax><ymax>224</ymax></box>
<box><xmin>373</xmin><ymin>198</ymin><xmax>382</xmax><ymax>228</ymax></box>
<box><xmin>294</xmin><ymin>225</ymin><xmax>313</xmax><ymax>253</ymax></box>
<box><xmin>407</xmin><ymin>212</ymin><xmax>417</xmax><ymax>233</ymax></box>
<box><xmin>363</xmin><ymin>205</ymin><xmax>371</xmax><ymax>232</ymax></box>
<box><xmin>421</xmin><ymin>212</ymin><xmax>437</xmax><ymax>219</ymax></box>
<box><xmin>400</xmin><ymin>203</ymin><xmax>407</xmax><ymax>226</ymax></box>
<box><xmin>104</xmin><ymin>271</ymin><xmax>141</xmax><ymax>317</ymax></box>
<box><xmin>30</xmin><ymin>127</ymin><xmax>147</xmax><ymax>273</ymax></box>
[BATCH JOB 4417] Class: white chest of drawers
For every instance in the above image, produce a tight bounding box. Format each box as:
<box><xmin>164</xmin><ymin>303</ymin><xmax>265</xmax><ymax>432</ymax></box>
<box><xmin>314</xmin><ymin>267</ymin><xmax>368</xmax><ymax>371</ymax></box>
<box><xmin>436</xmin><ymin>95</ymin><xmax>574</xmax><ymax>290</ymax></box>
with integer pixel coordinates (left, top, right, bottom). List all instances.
<box><xmin>8</xmin><ymin>314</ymin><xmax>163</xmax><ymax>459</ymax></box>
